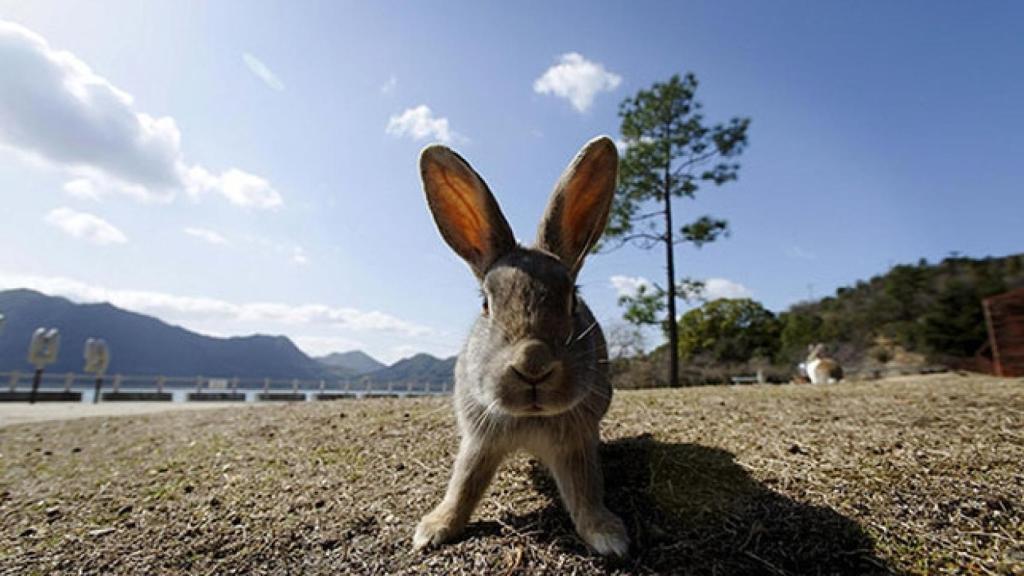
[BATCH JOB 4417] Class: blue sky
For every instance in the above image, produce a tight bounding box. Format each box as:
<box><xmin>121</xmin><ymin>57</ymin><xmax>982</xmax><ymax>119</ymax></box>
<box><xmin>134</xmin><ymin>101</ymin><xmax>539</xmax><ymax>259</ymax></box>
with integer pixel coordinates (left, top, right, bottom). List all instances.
<box><xmin>0</xmin><ymin>2</ymin><xmax>1021</xmax><ymax>363</ymax></box>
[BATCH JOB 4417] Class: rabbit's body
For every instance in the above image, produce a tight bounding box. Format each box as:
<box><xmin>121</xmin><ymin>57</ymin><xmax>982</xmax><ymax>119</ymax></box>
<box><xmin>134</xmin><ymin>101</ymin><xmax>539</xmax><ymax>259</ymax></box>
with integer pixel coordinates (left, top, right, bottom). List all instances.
<box><xmin>806</xmin><ymin>344</ymin><xmax>843</xmax><ymax>384</ymax></box>
<box><xmin>413</xmin><ymin>137</ymin><xmax>628</xmax><ymax>557</ymax></box>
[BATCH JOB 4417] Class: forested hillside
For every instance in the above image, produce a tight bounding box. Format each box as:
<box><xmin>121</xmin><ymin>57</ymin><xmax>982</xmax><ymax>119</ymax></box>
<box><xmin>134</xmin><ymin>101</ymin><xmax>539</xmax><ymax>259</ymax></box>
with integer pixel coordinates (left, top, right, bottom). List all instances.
<box><xmin>778</xmin><ymin>253</ymin><xmax>1024</xmax><ymax>364</ymax></box>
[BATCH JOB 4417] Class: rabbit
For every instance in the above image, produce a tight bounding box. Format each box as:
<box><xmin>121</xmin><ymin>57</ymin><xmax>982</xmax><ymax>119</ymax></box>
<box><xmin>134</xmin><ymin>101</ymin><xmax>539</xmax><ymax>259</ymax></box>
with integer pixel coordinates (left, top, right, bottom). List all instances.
<box><xmin>412</xmin><ymin>136</ymin><xmax>628</xmax><ymax>557</ymax></box>
<box><xmin>805</xmin><ymin>343</ymin><xmax>844</xmax><ymax>384</ymax></box>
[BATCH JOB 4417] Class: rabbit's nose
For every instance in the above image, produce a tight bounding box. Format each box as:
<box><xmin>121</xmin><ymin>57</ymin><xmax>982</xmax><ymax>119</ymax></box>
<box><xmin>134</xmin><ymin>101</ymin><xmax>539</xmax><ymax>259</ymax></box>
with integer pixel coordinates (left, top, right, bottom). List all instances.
<box><xmin>510</xmin><ymin>339</ymin><xmax>555</xmax><ymax>384</ymax></box>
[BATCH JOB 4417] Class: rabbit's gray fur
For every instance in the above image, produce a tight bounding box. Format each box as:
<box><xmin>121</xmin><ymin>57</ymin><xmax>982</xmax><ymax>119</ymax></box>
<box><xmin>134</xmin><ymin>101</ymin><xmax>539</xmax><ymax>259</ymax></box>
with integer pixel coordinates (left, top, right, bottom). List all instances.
<box><xmin>413</xmin><ymin>136</ymin><xmax>628</xmax><ymax>556</ymax></box>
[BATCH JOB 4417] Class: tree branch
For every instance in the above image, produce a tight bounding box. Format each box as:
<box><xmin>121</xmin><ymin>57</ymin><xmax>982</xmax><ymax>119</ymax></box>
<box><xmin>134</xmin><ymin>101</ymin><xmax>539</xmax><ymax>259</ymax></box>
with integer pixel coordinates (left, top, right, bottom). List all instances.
<box><xmin>671</xmin><ymin>149</ymin><xmax>721</xmax><ymax>178</ymax></box>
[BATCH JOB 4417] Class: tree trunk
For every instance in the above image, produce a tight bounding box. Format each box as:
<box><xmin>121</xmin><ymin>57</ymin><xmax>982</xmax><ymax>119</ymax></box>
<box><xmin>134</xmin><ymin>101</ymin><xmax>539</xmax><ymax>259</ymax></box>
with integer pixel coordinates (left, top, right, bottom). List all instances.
<box><xmin>663</xmin><ymin>154</ymin><xmax>679</xmax><ymax>388</ymax></box>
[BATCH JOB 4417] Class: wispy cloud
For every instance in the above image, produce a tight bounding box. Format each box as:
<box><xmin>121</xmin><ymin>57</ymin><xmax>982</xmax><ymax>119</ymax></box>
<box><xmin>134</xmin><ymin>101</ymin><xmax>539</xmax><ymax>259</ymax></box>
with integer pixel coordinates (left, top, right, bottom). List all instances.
<box><xmin>386</xmin><ymin>105</ymin><xmax>455</xmax><ymax>143</ymax></box>
<box><xmin>242</xmin><ymin>52</ymin><xmax>285</xmax><ymax>91</ymax></box>
<box><xmin>379</xmin><ymin>74</ymin><xmax>397</xmax><ymax>95</ymax></box>
<box><xmin>0</xmin><ymin>20</ymin><xmax>281</xmax><ymax>209</ymax></box>
<box><xmin>44</xmin><ymin>207</ymin><xmax>127</xmax><ymax>246</ymax></box>
<box><xmin>786</xmin><ymin>245</ymin><xmax>817</xmax><ymax>260</ymax></box>
<box><xmin>534</xmin><ymin>52</ymin><xmax>622</xmax><ymax>113</ymax></box>
<box><xmin>183</xmin><ymin>227</ymin><xmax>228</xmax><ymax>246</ymax></box>
<box><xmin>0</xmin><ymin>273</ymin><xmax>433</xmax><ymax>337</ymax></box>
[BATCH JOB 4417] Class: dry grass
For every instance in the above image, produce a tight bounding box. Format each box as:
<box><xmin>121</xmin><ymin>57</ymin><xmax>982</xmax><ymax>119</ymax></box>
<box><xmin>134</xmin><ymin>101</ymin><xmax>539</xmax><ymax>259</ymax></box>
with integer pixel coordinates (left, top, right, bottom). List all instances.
<box><xmin>1</xmin><ymin>373</ymin><xmax>1021</xmax><ymax>575</ymax></box>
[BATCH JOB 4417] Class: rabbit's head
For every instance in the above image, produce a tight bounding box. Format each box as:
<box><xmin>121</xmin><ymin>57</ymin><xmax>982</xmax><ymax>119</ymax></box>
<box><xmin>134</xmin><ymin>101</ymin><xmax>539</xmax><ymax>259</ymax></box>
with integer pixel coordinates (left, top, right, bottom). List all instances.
<box><xmin>421</xmin><ymin>137</ymin><xmax>617</xmax><ymax>417</ymax></box>
<box><xmin>807</xmin><ymin>343</ymin><xmax>825</xmax><ymax>362</ymax></box>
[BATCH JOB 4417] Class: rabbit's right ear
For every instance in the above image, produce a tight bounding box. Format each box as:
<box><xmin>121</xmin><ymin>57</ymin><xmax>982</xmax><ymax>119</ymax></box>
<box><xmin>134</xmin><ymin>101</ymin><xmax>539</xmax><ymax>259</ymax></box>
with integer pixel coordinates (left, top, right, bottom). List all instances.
<box><xmin>421</xmin><ymin>145</ymin><xmax>516</xmax><ymax>279</ymax></box>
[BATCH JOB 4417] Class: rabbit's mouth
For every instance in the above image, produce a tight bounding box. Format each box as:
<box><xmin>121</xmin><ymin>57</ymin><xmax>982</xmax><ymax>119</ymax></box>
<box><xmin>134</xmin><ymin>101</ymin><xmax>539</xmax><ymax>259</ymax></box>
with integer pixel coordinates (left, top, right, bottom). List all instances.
<box><xmin>494</xmin><ymin>363</ymin><xmax>580</xmax><ymax>417</ymax></box>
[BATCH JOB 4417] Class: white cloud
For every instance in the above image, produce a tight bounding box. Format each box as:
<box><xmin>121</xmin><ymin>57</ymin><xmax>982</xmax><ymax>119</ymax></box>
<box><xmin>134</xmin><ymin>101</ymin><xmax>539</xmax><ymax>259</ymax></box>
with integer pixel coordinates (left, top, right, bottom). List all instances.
<box><xmin>533</xmin><ymin>52</ymin><xmax>621</xmax><ymax>113</ymax></box>
<box><xmin>610</xmin><ymin>275</ymin><xmax>653</xmax><ymax>297</ymax></box>
<box><xmin>703</xmin><ymin>278</ymin><xmax>752</xmax><ymax>300</ymax></box>
<box><xmin>242</xmin><ymin>52</ymin><xmax>284</xmax><ymax>91</ymax></box>
<box><xmin>291</xmin><ymin>246</ymin><xmax>309</xmax><ymax>265</ymax></box>
<box><xmin>611</xmin><ymin>275</ymin><xmax>751</xmax><ymax>301</ymax></box>
<box><xmin>0</xmin><ymin>272</ymin><xmax>433</xmax><ymax>337</ymax></box>
<box><xmin>43</xmin><ymin>207</ymin><xmax>127</xmax><ymax>245</ymax></box>
<box><xmin>186</xmin><ymin>166</ymin><xmax>283</xmax><ymax>209</ymax></box>
<box><xmin>379</xmin><ymin>74</ymin><xmax>397</xmax><ymax>95</ymax></box>
<box><xmin>183</xmin><ymin>227</ymin><xmax>228</xmax><ymax>245</ymax></box>
<box><xmin>63</xmin><ymin>178</ymin><xmax>100</xmax><ymax>200</ymax></box>
<box><xmin>0</xmin><ymin>20</ymin><xmax>281</xmax><ymax>209</ymax></box>
<box><xmin>386</xmin><ymin>105</ymin><xmax>454</xmax><ymax>143</ymax></box>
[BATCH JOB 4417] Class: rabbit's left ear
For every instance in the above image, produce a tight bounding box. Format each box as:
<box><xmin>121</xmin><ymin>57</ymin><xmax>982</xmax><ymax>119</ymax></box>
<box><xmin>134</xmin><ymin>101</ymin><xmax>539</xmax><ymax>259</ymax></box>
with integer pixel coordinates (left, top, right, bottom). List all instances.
<box><xmin>536</xmin><ymin>136</ymin><xmax>618</xmax><ymax>277</ymax></box>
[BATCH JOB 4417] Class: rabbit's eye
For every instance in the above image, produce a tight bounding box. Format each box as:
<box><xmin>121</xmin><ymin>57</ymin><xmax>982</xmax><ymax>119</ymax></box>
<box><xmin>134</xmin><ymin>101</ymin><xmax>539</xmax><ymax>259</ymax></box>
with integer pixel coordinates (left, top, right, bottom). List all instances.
<box><xmin>481</xmin><ymin>296</ymin><xmax>490</xmax><ymax>316</ymax></box>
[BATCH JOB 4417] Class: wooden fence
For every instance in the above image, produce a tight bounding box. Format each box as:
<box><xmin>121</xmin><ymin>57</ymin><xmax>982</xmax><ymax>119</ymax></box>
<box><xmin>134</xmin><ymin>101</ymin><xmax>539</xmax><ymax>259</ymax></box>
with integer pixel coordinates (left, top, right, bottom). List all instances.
<box><xmin>983</xmin><ymin>287</ymin><xmax>1024</xmax><ymax>377</ymax></box>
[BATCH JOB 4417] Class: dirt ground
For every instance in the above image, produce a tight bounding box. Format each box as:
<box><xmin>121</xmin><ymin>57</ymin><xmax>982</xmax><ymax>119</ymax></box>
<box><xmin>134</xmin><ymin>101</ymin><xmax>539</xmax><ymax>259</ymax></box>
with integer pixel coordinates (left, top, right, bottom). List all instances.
<box><xmin>1</xmin><ymin>373</ymin><xmax>1021</xmax><ymax>575</ymax></box>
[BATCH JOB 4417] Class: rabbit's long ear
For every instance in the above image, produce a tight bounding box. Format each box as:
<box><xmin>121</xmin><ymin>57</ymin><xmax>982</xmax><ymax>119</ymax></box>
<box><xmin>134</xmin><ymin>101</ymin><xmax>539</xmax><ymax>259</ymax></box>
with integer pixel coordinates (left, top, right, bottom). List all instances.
<box><xmin>421</xmin><ymin>145</ymin><xmax>516</xmax><ymax>279</ymax></box>
<box><xmin>536</xmin><ymin>136</ymin><xmax>618</xmax><ymax>277</ymax></box>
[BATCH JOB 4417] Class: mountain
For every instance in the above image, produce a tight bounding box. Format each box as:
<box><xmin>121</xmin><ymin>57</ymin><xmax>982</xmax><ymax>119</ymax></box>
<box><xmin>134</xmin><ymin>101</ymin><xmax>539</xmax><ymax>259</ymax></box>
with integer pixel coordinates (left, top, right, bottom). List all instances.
<box><xmin>0</xmin><ymin>289</ymin><xmax>330</xmax><ymax>379</ymax></box>
<box><xmin>362</xmin><ymin>353</ymin><xmax>457</xmax><ymax>386</ymax></box>
<box><xmin>0</xmin><ymin>288</ymin><xmax>458</xmax><ymax>386</ymax></box>
<box><xmin>317</xmin><ymin>350</ymin><xmax>385</xmax><ymax>376</ymax></box>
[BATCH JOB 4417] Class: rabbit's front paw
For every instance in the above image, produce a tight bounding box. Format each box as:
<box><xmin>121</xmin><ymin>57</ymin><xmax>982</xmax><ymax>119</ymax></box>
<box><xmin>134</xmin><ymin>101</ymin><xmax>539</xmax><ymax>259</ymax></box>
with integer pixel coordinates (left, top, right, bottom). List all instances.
<box><xmin>577</xmin><ymin>509</ymin><xmax>629</xmax><ymax>557</ymax></box>
<box><xmin>413</xmin><ymin>508</ymin><xmax>462</xmax><ymax>551</ymax></box>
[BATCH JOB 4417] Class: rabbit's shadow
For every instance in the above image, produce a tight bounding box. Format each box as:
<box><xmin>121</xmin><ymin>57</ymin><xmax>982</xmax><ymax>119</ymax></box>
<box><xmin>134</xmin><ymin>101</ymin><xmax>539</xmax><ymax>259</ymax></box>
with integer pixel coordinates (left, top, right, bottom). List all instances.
<box><xmin>465</xmin><ymin>433</ymin><xmax>896</xmax><ymax>574</ymax></box>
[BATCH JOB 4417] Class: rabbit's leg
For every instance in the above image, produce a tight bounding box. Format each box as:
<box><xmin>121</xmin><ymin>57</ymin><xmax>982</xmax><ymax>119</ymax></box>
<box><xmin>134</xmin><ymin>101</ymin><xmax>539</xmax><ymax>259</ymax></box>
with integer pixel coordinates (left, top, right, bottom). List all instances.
<box><xmin>413</xmin><ymin>438</ymin><xmax>505</xmax><ymax>550</ymax></box>
<box><xmin>541</xmin><ymin>435</ymin><xmax>629</xmax><ymax>556</ymax></box>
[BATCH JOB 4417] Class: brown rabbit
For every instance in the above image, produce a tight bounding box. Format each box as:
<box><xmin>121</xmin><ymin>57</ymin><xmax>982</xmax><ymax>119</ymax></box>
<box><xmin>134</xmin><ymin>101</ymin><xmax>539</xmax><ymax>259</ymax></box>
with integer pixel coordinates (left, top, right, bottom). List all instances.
<box><xmin>413</xmin><ymin>136</ymin><xmax>628</xmax><ymax>556</ymax></box>
<box><xmin>806</xmin><ymin>343</ymin><xmax>844</xmax><ymax>384</ymax></box>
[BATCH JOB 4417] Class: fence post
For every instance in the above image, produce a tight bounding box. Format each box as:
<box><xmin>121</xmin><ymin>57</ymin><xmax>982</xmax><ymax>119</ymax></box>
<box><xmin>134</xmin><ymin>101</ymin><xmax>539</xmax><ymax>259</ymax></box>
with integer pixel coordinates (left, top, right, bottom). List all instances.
<box><xmin>319</xmin><ymin>379</ymin><xmax>325</xmax><ymax>393</ymax></box>
<box><xmin>112</xmin><ymin>374</ymin><xmax>123</xmax><ymax>393</ymax></box>
<box><xmin>30</xmin><ymin>368</ymin><xmax>43</xmax><ymax>404</ymax></box>
<box><xmin>8</xmin><ymin>371</ymin><xmax>18</xmax><ymax>392</ymax></box>
<box><xmin>344</xmin><ymin>379</ymin><xmax>351</xmax><ymax>393</ymax></box>
<box><xmin>263</xmin><ymin>378</ymin><xmax>270</xmax><ymax>394</ymax></box>
<box><xmin>64</xmin><ymin>372</ymin><xmax>75</xmax><ymax>393</ymax></box>
<box><xmin>292</xmin><ymin>379</ymin><xmax>299</xmax><ymax>394</ymax></box>
<box><xmin>93</xmin><ymin>375</ymin><xmax>103</xmax><ymax>403</ymax></box>
<box><xmin>231</xmin><ymin>377</ymin><xmax>239</xmax><ymax>393</ymax></box>
<box><xmin>156</xmin><ymin>376</ymin><xmax>165</xmax><ymax>393</ymax></box>
<box><xmin>195</xmin><ymin>375</ymin><xmax>203</xmax><ymax>393</ymax></box>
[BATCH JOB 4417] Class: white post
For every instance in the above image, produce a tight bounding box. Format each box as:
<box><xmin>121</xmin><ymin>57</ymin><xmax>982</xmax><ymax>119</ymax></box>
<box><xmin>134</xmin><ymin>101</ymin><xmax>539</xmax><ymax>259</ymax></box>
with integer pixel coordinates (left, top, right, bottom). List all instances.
<box><xmin>231</xmin><ymin>377</ymin><xmax>239</xmax><ymax>393</ymax></box>
<box><xmin>195</xmin><ymin>375</ymin><xmax>203</xmax><ymax>393</ymax></box>
<box><xmin>263</xmin><ymin>377</ymin><xmax>270</xmax><ymax>394</ymax></box>
<box><xmin>63</xmin><ymin>372</ymin><xmax>75</xmax><ymax>392</ymax></box>
<box><xmin>319</xmin><ymin>379</ymin><xmax>325</xmax><ymax>393</ymax></box>
<box><xmin>7</xmin><ymin>371</ymin><xmax>17</xmax><ymax>392</ymax></box>
<box><xmin>157</xmin><ymin>376</ymin><xmax>165</xmax><ymax>393</ymax></box>
<box><xmin>292</xmin><ymin>379</ymin><xmax>299</xmax><ymax>394</ymax></box>
<box><xmin>113</xmin><ymin>374</ymin><xmax>123</xmax><ymax>393</ymax></box>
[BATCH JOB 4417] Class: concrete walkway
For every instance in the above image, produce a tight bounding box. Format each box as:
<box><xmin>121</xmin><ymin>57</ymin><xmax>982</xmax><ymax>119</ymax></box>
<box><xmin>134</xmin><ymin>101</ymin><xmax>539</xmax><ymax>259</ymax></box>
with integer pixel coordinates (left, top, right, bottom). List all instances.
<box><xmin>0</xmin><ymin>401</ymin><xmax>261</xmax><ymax>428</ymax></box>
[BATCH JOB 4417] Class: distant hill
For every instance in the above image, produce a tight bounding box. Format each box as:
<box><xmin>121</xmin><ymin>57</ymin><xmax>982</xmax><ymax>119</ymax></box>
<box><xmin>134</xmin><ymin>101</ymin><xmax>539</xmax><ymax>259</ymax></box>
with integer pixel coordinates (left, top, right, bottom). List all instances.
<box><xmin>0</xmin><ymin>289</ymin><xmax>456</xmax><ymax>386</ymax></box>
<box><xmin>778</xmin><ymin>253</ymin><xmax>1024</xmax><ymax>364</ymax></box>
<box><xmin>317</xmin><ymin>350</ymin><xmax>385</xmax><ymax>377</ymax></box>
<box><xmin>362</xmin><ymin>353</ymin><xmax>456</xmax><ymax>386</ymax></box>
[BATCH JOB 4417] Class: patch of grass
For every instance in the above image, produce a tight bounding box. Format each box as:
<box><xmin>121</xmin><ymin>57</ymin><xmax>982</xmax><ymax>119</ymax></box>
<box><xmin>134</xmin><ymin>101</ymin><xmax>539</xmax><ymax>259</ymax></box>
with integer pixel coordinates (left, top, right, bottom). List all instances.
<box><xmin>0</xmin><ymin>373</ymin><xmax>1021</xmax><ymax>574</ymax></box>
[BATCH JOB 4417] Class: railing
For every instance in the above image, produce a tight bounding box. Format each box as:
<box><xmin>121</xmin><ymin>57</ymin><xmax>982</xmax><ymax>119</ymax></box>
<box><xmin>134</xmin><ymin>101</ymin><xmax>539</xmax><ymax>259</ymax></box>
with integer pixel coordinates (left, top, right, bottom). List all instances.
<box><xmin>0</xmin><ymin>370</ymin><xmax>451</xmax><ymax>402</ymax></box>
